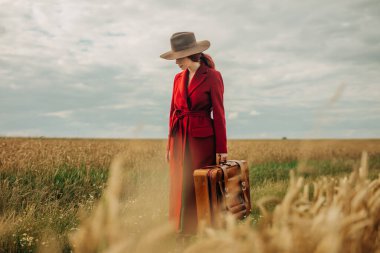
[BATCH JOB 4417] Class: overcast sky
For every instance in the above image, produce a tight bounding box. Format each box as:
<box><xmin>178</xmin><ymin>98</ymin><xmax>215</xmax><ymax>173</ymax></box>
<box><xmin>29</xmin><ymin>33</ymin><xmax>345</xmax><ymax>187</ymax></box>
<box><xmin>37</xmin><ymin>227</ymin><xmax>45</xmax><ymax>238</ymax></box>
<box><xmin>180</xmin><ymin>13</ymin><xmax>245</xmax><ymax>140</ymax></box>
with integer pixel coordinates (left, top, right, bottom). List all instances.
<box><xmin>0</xmin><ymin>0</ymin><xmax>379</xmax><ymax>139</ymax></box>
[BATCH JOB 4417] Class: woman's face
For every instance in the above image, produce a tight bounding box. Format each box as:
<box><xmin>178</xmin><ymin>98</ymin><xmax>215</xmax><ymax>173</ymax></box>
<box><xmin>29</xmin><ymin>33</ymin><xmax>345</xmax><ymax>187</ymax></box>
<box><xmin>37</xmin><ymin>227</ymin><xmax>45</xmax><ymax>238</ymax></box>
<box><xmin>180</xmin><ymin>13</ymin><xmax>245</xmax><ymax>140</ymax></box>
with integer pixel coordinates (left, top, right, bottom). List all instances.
<box><xmin>175</xmin><ymin>57</ymin><xmax>192</xmax><ymax>70</ymax></box>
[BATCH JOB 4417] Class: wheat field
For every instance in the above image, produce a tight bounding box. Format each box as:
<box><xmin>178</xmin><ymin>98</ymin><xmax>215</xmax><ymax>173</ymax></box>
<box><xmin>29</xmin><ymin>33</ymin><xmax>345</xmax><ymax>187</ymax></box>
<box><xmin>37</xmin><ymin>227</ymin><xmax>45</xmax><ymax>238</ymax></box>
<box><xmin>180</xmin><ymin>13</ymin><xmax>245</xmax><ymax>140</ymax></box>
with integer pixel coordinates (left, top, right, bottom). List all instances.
<box><xmin>0</xmin><ymin>137</ymin><xmax>379</xmax><ymax>252</ymax></box>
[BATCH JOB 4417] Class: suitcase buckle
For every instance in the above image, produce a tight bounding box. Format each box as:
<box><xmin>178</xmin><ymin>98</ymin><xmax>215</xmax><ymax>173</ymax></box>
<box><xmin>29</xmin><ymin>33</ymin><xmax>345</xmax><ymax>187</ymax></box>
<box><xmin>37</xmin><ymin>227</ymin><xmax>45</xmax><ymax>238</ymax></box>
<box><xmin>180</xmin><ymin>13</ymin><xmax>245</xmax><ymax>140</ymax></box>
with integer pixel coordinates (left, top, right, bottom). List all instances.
<box><xmin>241</xmin><ymin>181</ymin><xmax>246</xmax><ymax>190</ymax></box>
<box><xmin>224</xmin><ymin>187</ymin><xmax>229</xmax><ymax>198</ymax></box>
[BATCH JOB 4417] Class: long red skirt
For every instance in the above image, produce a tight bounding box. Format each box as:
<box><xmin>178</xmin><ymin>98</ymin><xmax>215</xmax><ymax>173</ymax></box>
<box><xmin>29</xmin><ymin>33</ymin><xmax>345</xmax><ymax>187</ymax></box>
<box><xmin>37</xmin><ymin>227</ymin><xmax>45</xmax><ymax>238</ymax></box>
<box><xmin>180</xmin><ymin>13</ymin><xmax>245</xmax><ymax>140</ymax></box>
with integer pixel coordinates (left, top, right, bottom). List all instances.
<box><xmin>170</xmin><ymin>135</ymin><xmax>216</xmax><ymax>235</ymax></box>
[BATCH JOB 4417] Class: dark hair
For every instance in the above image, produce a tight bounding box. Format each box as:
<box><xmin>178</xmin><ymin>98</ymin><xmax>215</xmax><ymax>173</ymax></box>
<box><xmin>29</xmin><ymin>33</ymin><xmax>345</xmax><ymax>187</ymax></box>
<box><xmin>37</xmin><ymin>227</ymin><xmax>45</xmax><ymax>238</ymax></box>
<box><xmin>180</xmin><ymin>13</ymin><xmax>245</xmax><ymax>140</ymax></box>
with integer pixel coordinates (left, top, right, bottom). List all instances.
<box><xmin>187</xmin><ymin>52</ymin><xmax>215</xmax><ymax>69</ymax></box>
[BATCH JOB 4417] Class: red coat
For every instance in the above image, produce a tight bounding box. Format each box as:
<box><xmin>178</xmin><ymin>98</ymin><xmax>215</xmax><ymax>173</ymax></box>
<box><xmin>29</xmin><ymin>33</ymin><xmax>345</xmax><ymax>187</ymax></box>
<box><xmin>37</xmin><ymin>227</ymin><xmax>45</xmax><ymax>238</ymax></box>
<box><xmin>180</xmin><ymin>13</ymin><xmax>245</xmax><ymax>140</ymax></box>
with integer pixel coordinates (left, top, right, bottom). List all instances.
<box><xmin>166</xmin><ymin>62</ymin><xmax>227</xmax><ymax>234</ymax></box>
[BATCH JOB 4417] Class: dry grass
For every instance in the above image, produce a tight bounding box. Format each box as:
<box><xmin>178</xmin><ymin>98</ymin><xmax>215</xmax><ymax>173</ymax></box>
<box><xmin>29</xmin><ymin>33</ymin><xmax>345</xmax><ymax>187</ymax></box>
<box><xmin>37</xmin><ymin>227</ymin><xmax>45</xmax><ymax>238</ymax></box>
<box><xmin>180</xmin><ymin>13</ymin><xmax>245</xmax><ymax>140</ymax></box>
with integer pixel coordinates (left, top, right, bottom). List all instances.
<box><xmin>185</xmin><ymin>151</ymin><xmax>380</xmax><ymax>253</ymax></box>
<box><xmin>1</xmin><ymin>138</ymin><xmax>379</xmax><ymax>171</ymax></box>
<box><xmin>0</xmin><ymin>137</ymin><xmax>380</xmax><ymax>252</ymax></box>
<box><xmin>67</xmin><ymin>151</ymin><xmax>380</xmax><ymax>253</ymax></box>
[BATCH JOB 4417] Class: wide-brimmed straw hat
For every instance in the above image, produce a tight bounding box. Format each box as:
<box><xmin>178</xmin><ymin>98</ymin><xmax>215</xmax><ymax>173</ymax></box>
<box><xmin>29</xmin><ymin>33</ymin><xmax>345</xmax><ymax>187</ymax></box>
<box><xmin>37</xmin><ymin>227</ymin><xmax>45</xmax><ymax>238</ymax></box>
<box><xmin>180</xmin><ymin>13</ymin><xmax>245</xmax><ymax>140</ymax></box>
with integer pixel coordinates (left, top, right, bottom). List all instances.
<box><xmin>160</xmin><ymin>32</ymin><xmax>210</xmax><ymax>60</ymax></box>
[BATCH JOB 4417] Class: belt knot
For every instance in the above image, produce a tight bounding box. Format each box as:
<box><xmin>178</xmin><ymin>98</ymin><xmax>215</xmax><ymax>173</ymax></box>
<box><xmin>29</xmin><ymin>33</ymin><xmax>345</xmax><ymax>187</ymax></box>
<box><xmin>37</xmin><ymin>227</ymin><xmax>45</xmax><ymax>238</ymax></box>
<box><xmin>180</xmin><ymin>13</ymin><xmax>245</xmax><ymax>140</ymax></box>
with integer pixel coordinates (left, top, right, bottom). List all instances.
<box><xmin>170</xmin><ymin>109</ymin><xmax>211</xmax><ymax>136</ymax></box>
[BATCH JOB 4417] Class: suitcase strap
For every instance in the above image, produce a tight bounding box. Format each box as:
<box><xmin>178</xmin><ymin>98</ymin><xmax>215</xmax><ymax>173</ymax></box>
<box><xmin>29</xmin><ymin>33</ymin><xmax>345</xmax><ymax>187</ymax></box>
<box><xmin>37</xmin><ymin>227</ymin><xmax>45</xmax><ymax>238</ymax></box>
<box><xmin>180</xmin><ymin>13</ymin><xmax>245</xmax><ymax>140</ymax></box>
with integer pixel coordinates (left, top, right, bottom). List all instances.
<box><xmin>226</xmin><ymin>160</ymin><xmax>251</xmax><ymax>214</ymax></box>
<box><xmin>218</xmin><ymin>180</ymin><xmax>228</xmax><ymax>211</ymax></box>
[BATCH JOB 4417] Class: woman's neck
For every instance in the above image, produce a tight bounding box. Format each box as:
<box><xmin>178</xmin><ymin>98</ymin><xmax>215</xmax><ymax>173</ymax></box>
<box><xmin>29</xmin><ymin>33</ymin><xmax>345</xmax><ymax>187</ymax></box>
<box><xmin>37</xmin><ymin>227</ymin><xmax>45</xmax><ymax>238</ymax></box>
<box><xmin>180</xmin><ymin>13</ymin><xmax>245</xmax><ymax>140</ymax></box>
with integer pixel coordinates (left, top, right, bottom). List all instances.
<box><xmin>188</xmin><ymin>62</ymin><xmax>200</xmax><ymax>75</ymax></box>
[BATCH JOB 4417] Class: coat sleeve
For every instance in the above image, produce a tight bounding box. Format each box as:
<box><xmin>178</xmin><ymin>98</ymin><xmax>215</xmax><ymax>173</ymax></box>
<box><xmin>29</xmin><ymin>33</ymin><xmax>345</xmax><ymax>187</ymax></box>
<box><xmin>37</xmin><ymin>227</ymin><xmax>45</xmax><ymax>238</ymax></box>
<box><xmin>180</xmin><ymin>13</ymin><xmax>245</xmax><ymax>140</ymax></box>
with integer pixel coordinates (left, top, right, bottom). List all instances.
<box><xmin>210</xmin><ymin>71</ymin><xmax>228</xmax><ymax>153</ymax></box>
<box><xmin>166</xmin><ymin>74</ymin><xmax>178</xmax><ymax>152</ymax></box>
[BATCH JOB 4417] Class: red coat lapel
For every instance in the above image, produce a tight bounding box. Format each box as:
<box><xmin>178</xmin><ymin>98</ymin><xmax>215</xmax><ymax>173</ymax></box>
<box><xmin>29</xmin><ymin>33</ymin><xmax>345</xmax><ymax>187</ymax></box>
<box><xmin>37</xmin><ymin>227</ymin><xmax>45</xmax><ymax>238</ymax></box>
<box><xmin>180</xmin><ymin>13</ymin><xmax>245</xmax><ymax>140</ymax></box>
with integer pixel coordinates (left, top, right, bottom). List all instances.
<box><xmin>188</xmin><ymin>63</ymin><xmax>208</xmax><ymax>97</ymax></box>
<box><xmin>178</xmin><ymin>69</ymin><xmax>189</xmax><ymax>108</ymax></box>
<box><xmin>177</xmin><ymin>63</ymin><xmax>209</xmax><ymax>108</ymax></box>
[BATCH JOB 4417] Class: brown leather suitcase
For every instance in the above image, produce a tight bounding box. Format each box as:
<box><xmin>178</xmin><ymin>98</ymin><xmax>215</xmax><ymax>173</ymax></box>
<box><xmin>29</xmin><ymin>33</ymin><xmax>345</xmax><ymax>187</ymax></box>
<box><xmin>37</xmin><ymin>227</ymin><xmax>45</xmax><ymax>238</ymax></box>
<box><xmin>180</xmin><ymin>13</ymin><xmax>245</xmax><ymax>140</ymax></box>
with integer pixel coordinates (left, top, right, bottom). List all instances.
<box><xmin>193</xmin><ymin>160</ymin><xmax>251</xmax><ymax>228</ymax></box>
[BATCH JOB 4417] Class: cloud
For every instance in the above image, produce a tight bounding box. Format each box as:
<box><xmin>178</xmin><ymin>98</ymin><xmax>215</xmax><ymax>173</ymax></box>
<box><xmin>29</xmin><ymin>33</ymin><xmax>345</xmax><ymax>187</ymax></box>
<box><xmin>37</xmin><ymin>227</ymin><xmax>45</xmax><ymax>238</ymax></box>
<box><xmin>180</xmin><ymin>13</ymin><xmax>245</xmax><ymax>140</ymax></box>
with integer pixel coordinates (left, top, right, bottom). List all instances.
<box><xmin>0</xmin><ymin>25</ymin><xmax>5</xmax><ymax>35</ymax></box>
<box><xmin>69</xmin><ymin>82</ymin><xmax>97</xmax><ymax>91</ymax></box>
<box><xmin>228</xmin><ymin>112</ymin><xmax>239</xmax><ymax>120</ymax></box>
<box><xmin>249</xmin><ymin>110</ymin><xmax>261</xmax><ymax>116</ymax></box>
<box><xmin>0</xmin><ymin>0</ymin><xmax>379</xmax><ymax>138</ymax></box>
<box><xmin>42</xmin><ymin>110</ymin><xmax>73</xmax><ymax>119</ymax></box>
<box><xmin>97</xmin><ymin>99</ymin><xmax>157</xmax><ymax>110</ymax></box>
<box><xmin>2</xmin><ymin>129</ymin><xmax>43</xmax><ymax>137</ymax></box>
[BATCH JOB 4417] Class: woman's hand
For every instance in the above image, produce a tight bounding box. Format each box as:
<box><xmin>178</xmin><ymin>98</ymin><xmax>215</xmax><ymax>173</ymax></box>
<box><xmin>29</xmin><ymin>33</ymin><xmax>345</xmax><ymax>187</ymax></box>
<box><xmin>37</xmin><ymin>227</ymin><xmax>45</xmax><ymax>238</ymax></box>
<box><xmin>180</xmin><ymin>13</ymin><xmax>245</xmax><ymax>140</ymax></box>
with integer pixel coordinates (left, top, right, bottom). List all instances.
<box><xmin>216</xmin><ymin>153</ymin><xmax>228</xmax><ymax>165</ymax></box>
<box><xmin>165</xmin><ymin>150</ymin><xmax>170</xmax><ymax>163</ymax></box>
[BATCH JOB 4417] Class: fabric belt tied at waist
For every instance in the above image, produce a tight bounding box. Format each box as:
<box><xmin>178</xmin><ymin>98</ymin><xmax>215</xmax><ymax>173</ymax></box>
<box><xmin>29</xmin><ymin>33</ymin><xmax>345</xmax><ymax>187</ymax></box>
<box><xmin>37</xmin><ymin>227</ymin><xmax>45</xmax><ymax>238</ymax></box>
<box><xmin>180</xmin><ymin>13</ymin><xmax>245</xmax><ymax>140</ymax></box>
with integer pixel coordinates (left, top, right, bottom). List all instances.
<box><xmin>170</xmin><ymin>109</ymin><xmax>211</xmax><ymax>136</ymax></box>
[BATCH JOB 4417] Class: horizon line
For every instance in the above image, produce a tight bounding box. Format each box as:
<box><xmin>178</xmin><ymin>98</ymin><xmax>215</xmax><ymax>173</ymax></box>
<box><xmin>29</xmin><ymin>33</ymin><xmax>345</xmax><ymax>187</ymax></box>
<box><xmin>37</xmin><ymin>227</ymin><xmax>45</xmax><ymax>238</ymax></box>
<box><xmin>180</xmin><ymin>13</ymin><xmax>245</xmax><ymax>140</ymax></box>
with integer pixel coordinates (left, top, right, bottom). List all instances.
<box><xmin>1</xmin><ymin>136</ymin><xmax>379</xmax><ymax>141</ymax></box>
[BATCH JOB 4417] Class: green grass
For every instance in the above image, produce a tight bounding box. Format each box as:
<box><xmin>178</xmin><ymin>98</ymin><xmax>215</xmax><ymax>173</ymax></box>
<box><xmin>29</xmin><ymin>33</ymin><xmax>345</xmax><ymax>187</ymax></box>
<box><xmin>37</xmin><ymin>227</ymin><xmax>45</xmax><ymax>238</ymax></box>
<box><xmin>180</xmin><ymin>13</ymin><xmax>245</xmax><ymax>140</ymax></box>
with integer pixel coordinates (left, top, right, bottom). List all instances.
<box><xmin>248</xmin><ymin>157</ymin><xmax>380</xmax><ymax>221</ymax></box>
<box><xmin>1</xmin><ymin>143</ymin><xmax>380</xmax><ymax>252</ymax></box>
<box><xmin>0</xmin><ymin>165</ymin><xmax>108</xmax><ymax>252</ymax></box>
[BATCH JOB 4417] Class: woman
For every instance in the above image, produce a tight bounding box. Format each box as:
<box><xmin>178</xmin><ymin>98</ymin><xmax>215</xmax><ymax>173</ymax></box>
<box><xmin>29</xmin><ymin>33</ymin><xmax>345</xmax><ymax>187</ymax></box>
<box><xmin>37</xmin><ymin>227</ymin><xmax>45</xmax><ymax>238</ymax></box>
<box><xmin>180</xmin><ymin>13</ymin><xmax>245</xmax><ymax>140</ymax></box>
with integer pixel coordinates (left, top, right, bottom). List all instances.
<box><xmin>160</xmin><ymin>32</ymin><xmax>228</xmax><ymax>236</ymax></box>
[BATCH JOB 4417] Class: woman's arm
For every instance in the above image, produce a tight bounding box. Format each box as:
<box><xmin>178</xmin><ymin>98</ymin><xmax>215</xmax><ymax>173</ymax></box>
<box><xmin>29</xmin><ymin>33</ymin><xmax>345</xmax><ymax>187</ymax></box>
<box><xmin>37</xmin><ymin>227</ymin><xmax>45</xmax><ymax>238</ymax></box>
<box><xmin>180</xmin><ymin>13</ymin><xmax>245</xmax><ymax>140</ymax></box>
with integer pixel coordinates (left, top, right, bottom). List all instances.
<box><xmin>166</xmin><ymin>75</ymin><xmax>178</xmax><ymax>163</ymax></box>
<box><xmin>210</xmin><ymin>71</ymin><xmax>228</xmax><ymax>154</ymax></box>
